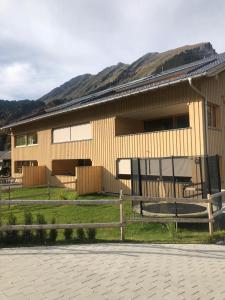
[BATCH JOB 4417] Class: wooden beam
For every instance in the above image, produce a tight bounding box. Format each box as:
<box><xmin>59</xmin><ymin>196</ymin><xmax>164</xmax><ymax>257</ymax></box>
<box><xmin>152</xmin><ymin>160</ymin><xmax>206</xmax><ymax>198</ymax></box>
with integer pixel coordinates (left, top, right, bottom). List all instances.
<box><xmin>127</xmin><ymin>218</ymin><xmax>213</xmax><ymax>224</ymax></box>
<box><xmin>207</xmin><ymin>194</ymin><xmax>214</xmax><ymax>236</ymax></box>
<box><xmin>0</xmin><ymin>222</ymin><xmax>121</xmax><ymax>232</ymax></box>
<box><xmin>120</xmin><ymin>190</ymin><xmax>125</xmax><ymax>241</ymax></box>
<box><xmin>123</xmin><ymin>195</ymin><xmax>211</xmax><ymax>204</ymax></box>
<box><xmin>0</xmin><ymin>199</ymin><xmax>121</xmax><ymax>206</ymax></box>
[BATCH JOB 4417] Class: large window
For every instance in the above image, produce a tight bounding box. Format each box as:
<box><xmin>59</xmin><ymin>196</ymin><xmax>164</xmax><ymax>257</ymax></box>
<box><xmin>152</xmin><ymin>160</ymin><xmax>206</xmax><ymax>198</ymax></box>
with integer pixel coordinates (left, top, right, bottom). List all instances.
<box><xmin>116</xmin><ymin>157</ymin><xmax>192</xmax><ymax>182</ymax></box>
<box><xmin>15</xmin><ymin>160</ymin><xmax>38</xmax><ymax>173</ymax></box>
<box><xmin>52</xmin><ymin>123</ymin><xmax>92</xmax><ymax>143</ymax></box>
<box><xmin>15</xmin><ymin>133</ymin><xmax>38</xmax><ymax>147</ymax></box>
<box><xmin>144</xmin><ymin>114</ymin><xmax>189</xmax><ymax>133</ymax></box>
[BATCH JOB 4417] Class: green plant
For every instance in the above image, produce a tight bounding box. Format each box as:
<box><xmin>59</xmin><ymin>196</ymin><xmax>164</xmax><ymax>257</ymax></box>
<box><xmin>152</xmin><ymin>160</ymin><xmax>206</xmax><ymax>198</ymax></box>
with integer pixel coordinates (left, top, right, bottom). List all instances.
<box><xmin>59</xmin><ymin>191</ymin><xmax>68</xmax><ymax>200</ymax></box>
<box><xmin>5</xmin><ymin>212</ymin><xmax>18</xmax><ymax>244</ymax></box>
<box><xmin>36</xmin><ymin>213</ymin><xmax>47</xmax><ymax>243</ymax></box>
<box><xmin>0</xmin><ymin>219</ymin><xmax>3</xmax><ymax>245</ymax></box>
<box><xmin>86</xmin><ymin>228</ymin><xmax>96</xmax><ymax>241</ymax></box>
<box><xmin>64</xmin><ymin>228</ymin><xmax>73</xmax><ymax>241</ymax></box>
<box><xmin>22</xmin><ymin>211</ymin><xmax>33</xmax><ymax>243</ymax></box>
<box><xmin>77</xmin><ymin>228</ymin><xmax>85</xmax><ymax>241</ymax></box>
<box><xmin>165</xmin><ymin>223</ymin><xmax>177</xmax><ymax>240</ymax></box>
<box><xmin>49</xmin><ymin>217</ymin><xmax>58</xmax><ymax>242</ymax></box>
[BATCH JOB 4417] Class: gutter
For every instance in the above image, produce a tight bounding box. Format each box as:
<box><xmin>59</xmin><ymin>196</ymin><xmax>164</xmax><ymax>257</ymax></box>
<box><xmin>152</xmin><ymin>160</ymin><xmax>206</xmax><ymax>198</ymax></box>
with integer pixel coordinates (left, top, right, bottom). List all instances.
<box><xmin>188</xmin><ymin>77</ymin><xmax>208</xmax><ymax>155</ymax></box>
<box><xmin>0</xmin><ymin>73</ymin><xmax>206</xmax><ymax>131</ymax></box>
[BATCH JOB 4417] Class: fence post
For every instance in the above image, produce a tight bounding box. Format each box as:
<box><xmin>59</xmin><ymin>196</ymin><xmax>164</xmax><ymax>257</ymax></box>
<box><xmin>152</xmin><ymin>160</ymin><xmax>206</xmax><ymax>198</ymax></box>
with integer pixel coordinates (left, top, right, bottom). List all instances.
<box><xmin>8</xmin><ymin>184</ymin><xmax>11</xmax><ymax>209</ymax></box>
<box><xmin>0</xmin><ymin>185</ymin><xmax>2</xmax><ymax>229</ymax></box>
<box><xmin>119</xmin><ymin>189</ymin><xmax>125</xmax><ymax>241</ymax></box>
<box><xmin>207</xmin><ymin>194</ymin><xmax>213</xmax><ymax>236</ymax></box>
<box><xmin>48</xmin><ymin>181</ymin><xmax>50</xmax><ymax>200</ymax></box>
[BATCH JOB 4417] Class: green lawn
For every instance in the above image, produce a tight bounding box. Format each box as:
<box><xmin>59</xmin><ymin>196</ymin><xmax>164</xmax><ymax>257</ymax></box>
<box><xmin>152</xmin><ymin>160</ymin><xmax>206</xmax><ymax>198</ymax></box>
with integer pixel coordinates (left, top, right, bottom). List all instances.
<box><xmin>0</xmin><ymin>187</ymin><xmax>225</xmax><ymax>244</ymax></box>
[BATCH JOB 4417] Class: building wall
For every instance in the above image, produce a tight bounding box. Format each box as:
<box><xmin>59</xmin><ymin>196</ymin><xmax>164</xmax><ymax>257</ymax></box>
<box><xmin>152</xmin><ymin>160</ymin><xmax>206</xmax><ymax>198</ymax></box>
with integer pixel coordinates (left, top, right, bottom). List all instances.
<box><xmin>199</xmin><ymin>70</ymin><xmax>225</xmax><ymax>185</ymax></box>
<box><xmin>11</xmin><ymin>82</ymin><xmax>208</xmax><ymax>194</ymax></box>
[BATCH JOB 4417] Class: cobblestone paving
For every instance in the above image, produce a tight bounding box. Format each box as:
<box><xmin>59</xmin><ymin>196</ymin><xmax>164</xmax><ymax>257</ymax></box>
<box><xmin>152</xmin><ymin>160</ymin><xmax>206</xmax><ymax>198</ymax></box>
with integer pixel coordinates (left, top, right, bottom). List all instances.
<box><xmin>0</xmin><ymin>243</ymin><xmax>225</xmax><ymax>300</ymax></box>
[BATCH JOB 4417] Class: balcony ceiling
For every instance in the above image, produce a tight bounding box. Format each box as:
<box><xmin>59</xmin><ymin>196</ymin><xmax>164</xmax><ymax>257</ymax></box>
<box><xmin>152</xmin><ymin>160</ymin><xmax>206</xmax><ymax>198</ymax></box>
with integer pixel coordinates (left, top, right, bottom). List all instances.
<box><xmin>117</xmin><ymin>103</ymin><xmax>188</xmax><ymax>120</ymax></box>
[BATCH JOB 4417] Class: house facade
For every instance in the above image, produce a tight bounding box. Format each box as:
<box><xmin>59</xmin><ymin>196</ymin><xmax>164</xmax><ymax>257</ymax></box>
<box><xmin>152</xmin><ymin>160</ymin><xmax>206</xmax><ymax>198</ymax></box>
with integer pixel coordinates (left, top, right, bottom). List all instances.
<box><xmin>2</xmin><ymin>53</ymin><xmax>225</xmax><ymax>195</ymax></box>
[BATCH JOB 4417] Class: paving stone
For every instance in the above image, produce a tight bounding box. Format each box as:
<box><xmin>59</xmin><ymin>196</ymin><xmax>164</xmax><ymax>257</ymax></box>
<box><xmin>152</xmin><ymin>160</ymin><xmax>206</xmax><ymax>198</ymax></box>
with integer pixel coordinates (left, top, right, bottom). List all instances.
<box><xmin>0</xmin><ymin>244</ymin><xmax>225</xmax><ymax>299</ymax></box>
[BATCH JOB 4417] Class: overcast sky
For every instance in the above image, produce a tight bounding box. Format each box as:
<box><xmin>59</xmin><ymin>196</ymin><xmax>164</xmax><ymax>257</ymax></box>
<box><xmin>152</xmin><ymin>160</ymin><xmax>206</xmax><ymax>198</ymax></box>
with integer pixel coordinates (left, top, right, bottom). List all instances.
<box><xmin>0</xmin><ymin>0</ymin><xmax>224</xmax><ymax>100</ymax></box>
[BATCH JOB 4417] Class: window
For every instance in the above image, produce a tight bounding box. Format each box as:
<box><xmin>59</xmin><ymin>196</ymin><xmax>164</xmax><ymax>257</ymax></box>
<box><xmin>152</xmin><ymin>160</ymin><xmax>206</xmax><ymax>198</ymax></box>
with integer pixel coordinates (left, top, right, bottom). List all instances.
<box><xmin>15</xmin><ymin>160</ymin><xmax>38</xmax><ymax>173</ymax></box>
<box><xmin>15</xmin><ymin>133</ymin><xmax>38</xmax><ymax>147</ymax></box>
<box><xmin>52</xmin><ymin>123</ymin><xmax>92</xmax><ymax>143</ymax></box>
<box><xmin>27</xmin><ymin>133</ymin><xmax>38</xmax><ymax>145</ymax></box>
<box><xmin>116</xmin><ymin>159</ymin><xmax>131</xmax><ymax>179</ymax></box>
<box><xmin>52</xmin><ymin>159</ymin><xmax>92</xmax><ymax>176</ymax></box>
<box><xmin>117</xmin><ymin>157</ymin><xmax>192</xmax><ymax>183</ymax></box>
<box><xmin>15</xmin><ymin>135</ymin><xmax>27</xmax><ymax>147</ymax></box>
<box><xmin>71</xmin><ymin>123</ymin><xmax>92</xmax><ymax>141</ymax></box>
<box><xmin>144</xmin><ymin>114</ymin><xmax>189</xmax><ymax>133</ymax></box>
<box><xmin>53</xmin><ymin>127</ymin><xmax>70</xmax><ymax>143</ymax></box>
<box><xmin>207</xmin><ymin>104</ymin><xmax>217</xmax><ymax>128</ymax></box>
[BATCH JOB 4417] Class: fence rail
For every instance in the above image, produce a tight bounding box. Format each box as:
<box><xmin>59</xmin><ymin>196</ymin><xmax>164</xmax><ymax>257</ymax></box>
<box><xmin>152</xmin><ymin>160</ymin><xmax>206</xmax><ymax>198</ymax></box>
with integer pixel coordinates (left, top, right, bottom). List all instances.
<box><xmin>0</xmin><ymin>190</ymin><xmax>225</xmax><ymax>239</ymax></box>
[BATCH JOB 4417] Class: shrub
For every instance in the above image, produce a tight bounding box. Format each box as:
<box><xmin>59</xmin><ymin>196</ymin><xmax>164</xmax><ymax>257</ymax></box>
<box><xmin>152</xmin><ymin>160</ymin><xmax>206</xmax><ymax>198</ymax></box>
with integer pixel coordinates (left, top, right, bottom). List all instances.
<box><xmin>5</xmin><ymin>212</ymin><xmax>18</xmax><ymax>244</ymax></box>
<box><xmin>49</xmin><ymin>217</ymin><xmax>58</xmax><ymax>242</ymax></box>
<box><xmin>86</xmin><ymin>228</ymin><xmax>96</xmax><ymax>241</ymax></box>
<box><xmin>36</xmin><ymin>213</ymin><xmax>47</xmax><ymax>243</ymax></box>
<box><xmin>165</xmin><ymin>223</ymin><xmax>177</xmax><ymax>240</ymax></box>
<box><xmin>0</xmin><ymin>219</ymin><xmax>3</xmax><ymax>245</ymax></box>
<box><xmin>77</xmin><ymin>228</ymin><xmax>85</xmax><ymax>241</ymax></box>
<box><xmin>22</xmin><ymin>211</ymin><xmax>33</xmax><ymax>243</ymax></box>
<box><xmin>59</xmin><ymin>191</ymin><xmax>68</xmax><ymax>200</ymax></box>
<box><xmin>64</xmin><ymin>228</ymin><xmax>73</xmax><ymax>241</ymax></box>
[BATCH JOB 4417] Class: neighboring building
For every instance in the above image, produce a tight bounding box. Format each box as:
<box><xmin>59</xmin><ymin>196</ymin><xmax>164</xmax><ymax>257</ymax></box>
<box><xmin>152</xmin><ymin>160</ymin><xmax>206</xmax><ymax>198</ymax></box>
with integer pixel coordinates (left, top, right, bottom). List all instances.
<box><xmin>0</xmin><ymin>151</ymin><xmax>11</xmax><ymax>176</ymax></box>
<box><xmin>1</xmin><ymin>53</ymin><xmax>225</xmax><ymax>196</ymax></box>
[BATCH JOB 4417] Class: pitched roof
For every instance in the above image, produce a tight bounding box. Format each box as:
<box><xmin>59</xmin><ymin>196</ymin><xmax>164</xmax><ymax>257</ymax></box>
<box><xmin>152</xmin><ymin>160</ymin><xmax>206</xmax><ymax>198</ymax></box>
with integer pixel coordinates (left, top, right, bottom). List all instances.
<box><xmin>2</xmin><ymin>52</ymin><xmax>225</xmax><ymax>129</ymax></box>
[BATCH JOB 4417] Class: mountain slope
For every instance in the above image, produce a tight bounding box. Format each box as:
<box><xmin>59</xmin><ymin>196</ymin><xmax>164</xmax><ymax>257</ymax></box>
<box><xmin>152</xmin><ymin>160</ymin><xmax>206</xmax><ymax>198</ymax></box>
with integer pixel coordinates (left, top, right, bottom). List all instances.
<box><xmin>0</xmin><ymin>99</ymin><xmax>45</xmax><ymax>127</ymax></box>
<box><xmin>39</xmin><ymin>42</ymin><xmax>216</xmax><ymax>104</ymax></box>
<box><xmin>0</xmin><ymin>42</ymin><xmax>217</xmax><ymax>128</ymax></box>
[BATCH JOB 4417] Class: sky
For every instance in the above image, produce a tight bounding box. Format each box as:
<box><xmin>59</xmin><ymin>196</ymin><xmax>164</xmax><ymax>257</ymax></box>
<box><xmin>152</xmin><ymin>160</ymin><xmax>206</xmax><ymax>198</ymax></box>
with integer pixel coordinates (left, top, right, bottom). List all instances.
<box><xmin>0</xmin><ymin>0</ymin><xmax>225</xmax><ymax>100</ymax></box>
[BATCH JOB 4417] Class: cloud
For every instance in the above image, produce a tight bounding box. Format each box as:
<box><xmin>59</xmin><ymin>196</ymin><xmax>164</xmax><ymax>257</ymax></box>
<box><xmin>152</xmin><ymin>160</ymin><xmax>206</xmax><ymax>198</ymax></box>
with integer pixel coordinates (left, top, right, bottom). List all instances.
<box><xmin>0</xmin><ymin>0</ymin><xmax>225</xmax><ymax>99</ymax></box>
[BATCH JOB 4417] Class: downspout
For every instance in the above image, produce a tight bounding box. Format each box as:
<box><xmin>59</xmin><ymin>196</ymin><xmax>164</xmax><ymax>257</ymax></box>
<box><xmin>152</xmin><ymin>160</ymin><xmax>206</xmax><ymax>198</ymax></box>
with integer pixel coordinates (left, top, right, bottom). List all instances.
<box><xmin>188</xmin><ymin>77</ymin><xmax>209</xmax><ymax>156</ymax></box>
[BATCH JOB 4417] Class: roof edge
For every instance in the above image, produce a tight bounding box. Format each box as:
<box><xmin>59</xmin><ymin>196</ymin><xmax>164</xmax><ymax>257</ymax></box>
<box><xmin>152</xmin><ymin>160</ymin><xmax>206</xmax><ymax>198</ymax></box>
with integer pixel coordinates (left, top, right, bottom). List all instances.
<box><xmin>0</xmin><ymin>73</ymin><xmax>206</xmax><ymax>131</ymax></box>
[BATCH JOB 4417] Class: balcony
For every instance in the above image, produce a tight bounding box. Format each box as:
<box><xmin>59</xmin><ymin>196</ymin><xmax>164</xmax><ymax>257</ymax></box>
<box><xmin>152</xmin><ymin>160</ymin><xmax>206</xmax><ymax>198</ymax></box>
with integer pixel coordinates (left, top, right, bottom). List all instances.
<box><xmin>114</xmin><ymin>103</ymin><xmax>195</xmax><ymax>157</ymax></box>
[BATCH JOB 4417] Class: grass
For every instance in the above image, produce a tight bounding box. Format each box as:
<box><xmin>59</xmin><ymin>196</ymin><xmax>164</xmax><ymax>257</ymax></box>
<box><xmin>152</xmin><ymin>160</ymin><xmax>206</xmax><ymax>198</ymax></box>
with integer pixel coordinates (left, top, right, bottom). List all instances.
<box><xmin>0</xmin><ymin>187</ymin><xmax>225</xmax><ymax>244</ymax></box>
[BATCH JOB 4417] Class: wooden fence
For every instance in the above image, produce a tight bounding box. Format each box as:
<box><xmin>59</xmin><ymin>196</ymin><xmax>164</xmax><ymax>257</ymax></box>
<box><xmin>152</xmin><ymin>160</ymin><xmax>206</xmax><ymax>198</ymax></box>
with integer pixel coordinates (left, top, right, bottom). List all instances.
<box><xmin>22</xmin><ymin>166</ymin><xmax>47</xmax><ymax>187</ymax></box>
<box><xmin>0</xmin><ymin>191</ymin><xmax>224</xmax><ymax>239</ymax></box>
<box><xmin>76</xmin><ymin>166</ymin><xmax>103</xmax><ymax>195</ymax></box>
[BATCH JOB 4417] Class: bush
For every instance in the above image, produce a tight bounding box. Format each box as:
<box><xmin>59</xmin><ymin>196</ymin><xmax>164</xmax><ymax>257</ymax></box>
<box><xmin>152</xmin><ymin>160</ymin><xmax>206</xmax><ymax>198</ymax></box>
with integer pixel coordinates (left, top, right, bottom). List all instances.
<box><xmin>165</xmin><ymin>223</ymin><xmax>177</xmax><ymax>240</ymax></box>
<box><xmin>0</xmin><ymin>219</ymin><xmax>3</xmax><ymax>245</ymax></box>
<box><xmin>60</xmin><ymin>190</ymin><xmax>79</xmax><ymax>200</ymax></box>
<box><xmin>86</xmin><ymin>228</ymin><xmax>96</xmax><ymax>241</ymax></box>
<box><xmin>5</xmin><ymin>212</ymin><xmax>18</xmax><ymax>244</ymax></box>
<box><xmin>36</xmin><ymin>213</ymin><xmax>47</xmax><ymax>244</ymax></box>
<box><xmin>49</xmin><ymin>217</ymin><xmax>58</xmax><ymax>242</ymax></box>
<box><xmin>64</xmin><ymin>228</ymin><xmax>73</xmax><ymax>241</ymax></box>
<box><xmin>77</xmin><ymin>228</ymin><xmax>85</xmax><ymax>241</ymax></box>
<box><xmin>22</xmin><ymin>211</ymin><xmax>33</xmax><ymax>243</ymax></box>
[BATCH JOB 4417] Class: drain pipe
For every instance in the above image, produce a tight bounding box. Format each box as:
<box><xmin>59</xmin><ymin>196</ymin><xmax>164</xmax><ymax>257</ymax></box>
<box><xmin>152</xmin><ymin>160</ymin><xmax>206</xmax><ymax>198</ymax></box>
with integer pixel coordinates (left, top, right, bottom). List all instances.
<box><xmin>188</xmin><ymin>78</ymin><xmax>209</xmax><ymax>156</ymax></box>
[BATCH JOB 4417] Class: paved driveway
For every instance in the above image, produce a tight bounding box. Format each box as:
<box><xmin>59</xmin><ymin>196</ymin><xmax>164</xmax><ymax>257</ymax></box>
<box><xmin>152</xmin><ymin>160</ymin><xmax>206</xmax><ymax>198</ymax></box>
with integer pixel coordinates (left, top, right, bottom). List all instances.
<box><xmin>0</xmin><ymin>243</ymin><xmax>225</xmax><ymax>300</ymax></box>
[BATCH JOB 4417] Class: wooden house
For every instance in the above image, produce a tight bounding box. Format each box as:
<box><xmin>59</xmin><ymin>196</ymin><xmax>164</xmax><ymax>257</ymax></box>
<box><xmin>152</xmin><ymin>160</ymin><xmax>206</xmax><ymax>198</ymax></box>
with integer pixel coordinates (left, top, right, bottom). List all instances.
<box><xmin>2</xmin><ymin>53</ymin><xmax>225</xmax><ymax>196</ymax></box>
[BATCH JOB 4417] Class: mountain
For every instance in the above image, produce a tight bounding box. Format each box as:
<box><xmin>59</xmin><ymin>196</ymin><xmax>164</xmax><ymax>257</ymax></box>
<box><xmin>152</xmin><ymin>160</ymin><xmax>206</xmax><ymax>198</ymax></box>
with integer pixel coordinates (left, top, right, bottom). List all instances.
<box><xmin>39</xmin><ymin>42</ymin><xmax>216</xmax><ymax>104</ymax></box>
<box><xmin>0</xmin><ymin>99</ymin><xmax>45</xmax><ymax>127</ymax></box>
<box><xmin>0</xmin><ymin>42</ymin><xmax>217</xmax><ymax>129</ymax></box>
